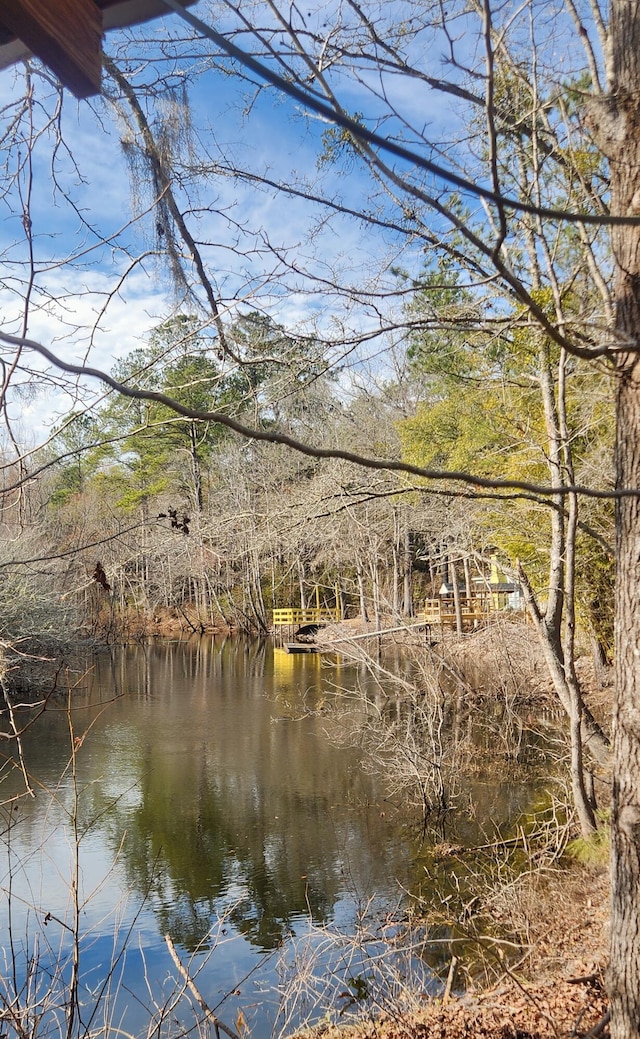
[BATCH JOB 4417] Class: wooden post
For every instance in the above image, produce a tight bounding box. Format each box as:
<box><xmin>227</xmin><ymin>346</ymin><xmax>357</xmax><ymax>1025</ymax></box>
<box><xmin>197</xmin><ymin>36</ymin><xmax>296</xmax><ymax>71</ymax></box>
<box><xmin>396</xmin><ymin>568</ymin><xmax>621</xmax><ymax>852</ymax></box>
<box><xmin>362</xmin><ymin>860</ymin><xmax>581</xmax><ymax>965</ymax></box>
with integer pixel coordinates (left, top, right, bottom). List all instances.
<box><xmin>0</xmin><ymin>0</ymin><xmax>197</xmax><ymax>98</ymax></box>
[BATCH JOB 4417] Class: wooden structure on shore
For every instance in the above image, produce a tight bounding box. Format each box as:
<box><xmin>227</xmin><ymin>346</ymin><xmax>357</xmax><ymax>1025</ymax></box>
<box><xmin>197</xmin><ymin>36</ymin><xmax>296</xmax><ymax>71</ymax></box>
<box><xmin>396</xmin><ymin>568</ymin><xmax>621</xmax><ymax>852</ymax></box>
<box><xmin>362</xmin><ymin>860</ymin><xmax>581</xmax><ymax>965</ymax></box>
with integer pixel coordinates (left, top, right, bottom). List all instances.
<box><xmin>419</xmin><ymin>587</ymin><xmax>522</xmax><ymax>632</ymax></box>
<box><xmin>420</xmin><ymin>556</ymin><xmax>523</xmax><ymax>632</ymax></box>
<box><xmin>419</xmin><ymin>596</ymin><xmax>488</xmax><ymax>631</ymax></box>
<box><xmin>272</xmin><ymin>584</ymin><xmax>342</xmax><ymax>638</ymax></box>
<box><xmin>272</xmin><ymin>564</ymin><xmax>522</xmax><ymax>640</ymax></box>
<box><xmin>272</xmin><ymin>605</ymin><xmax>341</xmax><ymax>644</ymax></box>
<box><xmin>272</xmin><ymin>607</ymin><xmax>341</xmax><ymax>627</ymax></box>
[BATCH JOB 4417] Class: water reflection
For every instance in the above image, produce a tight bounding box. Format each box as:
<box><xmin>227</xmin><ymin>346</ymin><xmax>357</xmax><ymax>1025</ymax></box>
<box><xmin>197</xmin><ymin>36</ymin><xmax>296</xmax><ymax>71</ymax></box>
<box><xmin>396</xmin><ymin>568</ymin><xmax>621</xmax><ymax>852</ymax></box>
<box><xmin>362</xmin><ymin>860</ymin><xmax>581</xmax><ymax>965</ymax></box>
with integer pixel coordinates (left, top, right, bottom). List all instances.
<box><xmin>3</xmin><ymin>638</ymin><xmax>408</xmax><ymax>956</ymax></box>
<box><xmin>0</xmin><ymin>636</ymin><xmax>557</xmax><ymax>1036</ymax></box>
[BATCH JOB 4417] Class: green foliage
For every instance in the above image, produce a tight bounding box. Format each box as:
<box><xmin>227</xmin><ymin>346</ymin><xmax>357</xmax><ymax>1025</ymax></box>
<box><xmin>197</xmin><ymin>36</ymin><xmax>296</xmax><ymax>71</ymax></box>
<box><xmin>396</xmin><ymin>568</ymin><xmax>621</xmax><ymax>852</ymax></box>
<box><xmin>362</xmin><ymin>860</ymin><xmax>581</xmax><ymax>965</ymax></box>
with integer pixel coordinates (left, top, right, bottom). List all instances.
<box><xmin>406</xmin><ymin>260</ymin><xmax>483</xmax><ymax>388</ymax></box>
<box><xmin>48</xmin><ymin>310</ymin><xmax>332</xmax><ymax>521</ymax></box>
<box><xmin>400</xmin><ymin>261</ymin><xmax>549</xmax><ymax>487</ymax></box>
<box><xmin>566</xmin><ymin>817</ymin><xmax>610</xmax><ymax>866</ymax></box>
<box><xmin>47</xmin><ymin>411</ymin><xmax>102</xmax><ymax>506</ymax></box>
<box><xmin>318</xmin><ymin>112</ymin><xmax>365</xmax><ymax>170</ymax></box>
<box><xmin>396</xmin><ymin>244</ymin><xmax>616</xmax><ymax>610</ymax></box>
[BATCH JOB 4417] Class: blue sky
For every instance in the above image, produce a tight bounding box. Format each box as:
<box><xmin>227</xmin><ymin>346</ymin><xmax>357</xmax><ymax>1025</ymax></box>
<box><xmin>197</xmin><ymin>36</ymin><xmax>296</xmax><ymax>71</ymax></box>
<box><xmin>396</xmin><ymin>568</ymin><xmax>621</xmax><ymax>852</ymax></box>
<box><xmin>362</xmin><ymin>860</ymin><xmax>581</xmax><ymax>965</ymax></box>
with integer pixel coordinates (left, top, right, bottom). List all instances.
<box><xmin>0</xmin><ymin>3</ymin><xmax>419</xmax><ymax>441</ymax></box>
<box><xmin>0</xmin><ymin>0</ymin><xmax>599</xmax><ymax>446</ymax></box>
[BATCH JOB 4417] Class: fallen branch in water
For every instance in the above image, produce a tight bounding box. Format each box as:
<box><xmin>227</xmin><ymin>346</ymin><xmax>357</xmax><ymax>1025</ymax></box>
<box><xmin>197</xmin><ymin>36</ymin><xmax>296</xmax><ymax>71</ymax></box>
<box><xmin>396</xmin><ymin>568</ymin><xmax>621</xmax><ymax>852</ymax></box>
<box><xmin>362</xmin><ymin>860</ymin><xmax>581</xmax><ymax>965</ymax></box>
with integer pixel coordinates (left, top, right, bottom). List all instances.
<box><xmin>165</xmin><ymin>934</ymin><xmax>241</xmax><ymax>1039</ymax></box>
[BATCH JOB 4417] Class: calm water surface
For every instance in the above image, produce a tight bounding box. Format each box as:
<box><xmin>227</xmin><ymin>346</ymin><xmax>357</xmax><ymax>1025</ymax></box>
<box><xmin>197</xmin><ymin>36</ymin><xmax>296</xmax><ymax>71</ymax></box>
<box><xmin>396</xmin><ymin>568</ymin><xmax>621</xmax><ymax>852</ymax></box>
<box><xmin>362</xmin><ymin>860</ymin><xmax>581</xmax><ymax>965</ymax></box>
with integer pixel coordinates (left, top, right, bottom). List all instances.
<box><xmin>0</xmin><ymin>637</ymin><xmax>551</xmax><ymax>1036</ymax></box>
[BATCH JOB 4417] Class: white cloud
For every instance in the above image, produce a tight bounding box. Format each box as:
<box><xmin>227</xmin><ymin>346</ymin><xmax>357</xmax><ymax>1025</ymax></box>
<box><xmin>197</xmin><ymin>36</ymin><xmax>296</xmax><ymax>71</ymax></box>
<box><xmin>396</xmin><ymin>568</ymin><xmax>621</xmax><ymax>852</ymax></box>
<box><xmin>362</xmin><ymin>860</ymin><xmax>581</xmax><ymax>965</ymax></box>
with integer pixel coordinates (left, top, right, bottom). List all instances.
<box><xmin>0</xmin><ymin>266</ymin><xmax>170</xmax><ymax>442</ymax></box>
<box><xmin>0</xmin><ymin>6</ymin><xmax>443</xmax><ymax>448</ymax></box>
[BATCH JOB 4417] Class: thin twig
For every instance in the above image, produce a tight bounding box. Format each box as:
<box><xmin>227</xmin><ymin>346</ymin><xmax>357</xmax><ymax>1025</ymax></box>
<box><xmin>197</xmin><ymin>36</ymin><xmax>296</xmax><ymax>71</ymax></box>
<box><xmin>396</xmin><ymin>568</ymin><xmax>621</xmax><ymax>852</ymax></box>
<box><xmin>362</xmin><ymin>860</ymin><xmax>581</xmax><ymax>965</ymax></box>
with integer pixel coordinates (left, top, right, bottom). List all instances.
<box><xmin>165</xmin><ymin>934</ymin><xmax>241</xmax><ymax>1039</ymax></box>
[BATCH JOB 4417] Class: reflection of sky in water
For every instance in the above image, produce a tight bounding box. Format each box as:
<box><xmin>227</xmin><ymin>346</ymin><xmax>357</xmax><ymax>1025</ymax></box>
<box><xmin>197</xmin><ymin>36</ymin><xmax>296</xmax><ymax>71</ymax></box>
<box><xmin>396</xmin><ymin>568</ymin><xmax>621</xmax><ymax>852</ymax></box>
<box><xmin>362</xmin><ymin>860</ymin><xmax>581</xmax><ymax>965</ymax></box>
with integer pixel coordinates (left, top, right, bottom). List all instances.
<box><xmin>0</xmin><ymin>640</ymin><xmax>423</xmax><ymax>1037</ymax></box>
<box><xmin>0</xmin><ymin>807</ymin><xmax>421</xmax><ymax>1038</ymax></box>
<box><xmin>0</xmin><ymin>638</ymin><xmax>551</xmax><ymax>1037</ymax></box>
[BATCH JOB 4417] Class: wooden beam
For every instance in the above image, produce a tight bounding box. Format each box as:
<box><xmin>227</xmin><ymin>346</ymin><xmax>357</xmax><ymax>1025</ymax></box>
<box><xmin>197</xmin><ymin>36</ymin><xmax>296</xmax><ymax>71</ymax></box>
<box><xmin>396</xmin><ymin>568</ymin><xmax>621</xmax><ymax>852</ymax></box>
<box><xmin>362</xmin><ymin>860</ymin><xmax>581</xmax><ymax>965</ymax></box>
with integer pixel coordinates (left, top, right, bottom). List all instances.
<box><xmin>1</xmin><ymin>0</ymin><xmax>103</xmax><ymax>98</ymax></box>
<box><xmin>99</xmin><ymin>0</ymin><xmax>194</xmax><ymax>31</ymax></box>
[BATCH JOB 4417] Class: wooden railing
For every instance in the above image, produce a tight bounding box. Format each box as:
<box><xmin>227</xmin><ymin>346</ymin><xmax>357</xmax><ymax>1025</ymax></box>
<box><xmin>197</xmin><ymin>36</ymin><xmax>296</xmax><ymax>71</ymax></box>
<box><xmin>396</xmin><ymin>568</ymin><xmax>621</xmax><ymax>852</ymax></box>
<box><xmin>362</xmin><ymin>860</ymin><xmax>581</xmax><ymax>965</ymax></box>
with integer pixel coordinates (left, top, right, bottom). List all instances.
<box><xmin>419</xmin><ymin>597</ymin><xmax>489</xmax><ymax>627</ymax></box>
<box><xmin>272</xmin><ymin>607</ymin><xmax>341</xmax><ymax>627</ymax></box>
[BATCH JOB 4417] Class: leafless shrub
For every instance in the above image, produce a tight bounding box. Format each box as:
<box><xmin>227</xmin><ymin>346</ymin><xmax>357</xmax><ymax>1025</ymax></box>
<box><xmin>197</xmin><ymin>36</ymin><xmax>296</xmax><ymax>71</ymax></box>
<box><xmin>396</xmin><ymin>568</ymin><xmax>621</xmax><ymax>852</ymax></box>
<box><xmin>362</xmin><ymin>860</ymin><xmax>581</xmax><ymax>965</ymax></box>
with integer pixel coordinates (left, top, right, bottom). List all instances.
<box><xmin>398</xmin><ymin>794</ymin><xmax>581</xmax><ymax>990</ymax></box>
<box><xmin>313</xmin><ymin>630</ymin><xmax>560</xmax><ymax>829</ymax></box>
<box><xmin>274</xmin><ymin>900</ymin><xmax>435</xmax><ymax>1038</ymax></box>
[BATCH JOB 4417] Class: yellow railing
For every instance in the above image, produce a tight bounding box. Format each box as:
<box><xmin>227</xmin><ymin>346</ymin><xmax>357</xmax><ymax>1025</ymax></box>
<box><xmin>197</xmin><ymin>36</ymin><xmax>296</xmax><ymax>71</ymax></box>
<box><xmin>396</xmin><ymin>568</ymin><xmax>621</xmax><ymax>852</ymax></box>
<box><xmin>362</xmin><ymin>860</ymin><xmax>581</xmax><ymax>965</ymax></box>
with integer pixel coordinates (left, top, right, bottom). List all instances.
<box><xmin>420</xmin><ymin>597</ymin><xmax>489</xmax><ymax>627</ymax></box>
<box><xmin>272</xmin><ymin>607</ymin><xmax>341</xmax><ymax>627</ymax></box>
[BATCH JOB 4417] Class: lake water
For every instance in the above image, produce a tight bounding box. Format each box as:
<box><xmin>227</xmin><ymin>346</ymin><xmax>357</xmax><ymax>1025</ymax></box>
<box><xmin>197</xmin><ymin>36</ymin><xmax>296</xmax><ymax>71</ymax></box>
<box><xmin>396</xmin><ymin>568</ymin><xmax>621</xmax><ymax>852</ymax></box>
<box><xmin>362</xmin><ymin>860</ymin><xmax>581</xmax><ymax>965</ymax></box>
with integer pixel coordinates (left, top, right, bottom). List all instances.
<box><xmin>0</xmin><ymin>637</ymin><xmax>553</xmax><ymax>1037</ymax></box>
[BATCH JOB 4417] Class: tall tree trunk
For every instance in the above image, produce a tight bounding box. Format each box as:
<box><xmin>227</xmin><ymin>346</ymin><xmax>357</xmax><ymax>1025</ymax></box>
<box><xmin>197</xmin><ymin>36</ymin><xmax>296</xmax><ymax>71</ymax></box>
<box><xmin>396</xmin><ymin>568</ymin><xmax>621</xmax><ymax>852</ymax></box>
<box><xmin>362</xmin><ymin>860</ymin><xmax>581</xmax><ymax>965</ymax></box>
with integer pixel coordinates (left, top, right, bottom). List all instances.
<box><xmin>392</xmin><ymin>509</ymin><xmax>401</xmax><ymax>616</ymax></box>
<box><xmin>298</xmin><ymin>560</ymin><xmax>307</xmax><ymax>610</ymax></box>
<box><xmin>449</xmin><ymin>557</ymin><xmax>463</xmax><ymax>636</ymax></box>
<box><xmin>592</xmin><ymin>5</ymin><xmax>640</xmax><ymax>1031</ymax></box>
<box><xmin>517</xmin><ymin>563</ymin><xmax>609</xmax><ymax>766</ymax></box>
<box><xmin>564</xmin><ymin>485</ymin><xmax>597</xmax><ymax>837</ymax></box>
<box><xmin>516</xmin><ymin>147</ymin><xmax>600</xmax><ymax>821</ymax></box>
<box><xmin>462</xmin><ymin>555</ymin><xmax>472</xmax><ymax>601</ymax></box>
<box><xmin>189</xmin><ymin>423</ymin><xmax>204</xmax><ymax>512</ymax></box>
<box><xmin>139</xmin><ymin>499</ymin><xmax>149</xmax><ymax>611</ymax></box>
<box><xmin>403</xmin><ymin>522</ymin><xmax>414</xmax><ymax>617</ymax></box>
<box><xmin>336</xmin><ymin>577</ymin><xmax>347</xmax><ymax>621</ymax></box>
<box><xmin>357</xmin><ymin>566</ymin><xmax>369</xmax><ymax>623</ymax></box>
<box><xmin>538</xmin><ymin>341</ymin><xmax>565</xmax><ymax>649</ymax></box>
<box><xmin>370</xmin><ymin>558</ymin><xmax>382</xmax><ymax>630</ymax></box>
<box><xmin>558</xmin><ymin>346</ymin><xmax>597</xmax><ymax>837</ymax></box>
<box><xmin>611</xmin><ymin>357</ymin><xmax>640</xmax><ymax>1038</ymax></box>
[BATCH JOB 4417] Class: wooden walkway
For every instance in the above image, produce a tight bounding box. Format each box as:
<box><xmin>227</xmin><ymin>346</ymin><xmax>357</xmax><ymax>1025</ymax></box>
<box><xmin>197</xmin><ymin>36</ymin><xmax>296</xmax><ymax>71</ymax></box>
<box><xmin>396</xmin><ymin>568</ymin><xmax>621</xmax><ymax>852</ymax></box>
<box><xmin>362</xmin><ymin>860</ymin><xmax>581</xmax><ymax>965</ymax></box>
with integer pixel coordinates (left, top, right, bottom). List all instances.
<box><xmin>272</xmin><ymin>607</ymin><xmax>341</xmax><ymax>627</ymax></box>
<box><xmin>273</xmin><ymin>593</ymin><xmax>515</xmax><ymax>644</ymax></box>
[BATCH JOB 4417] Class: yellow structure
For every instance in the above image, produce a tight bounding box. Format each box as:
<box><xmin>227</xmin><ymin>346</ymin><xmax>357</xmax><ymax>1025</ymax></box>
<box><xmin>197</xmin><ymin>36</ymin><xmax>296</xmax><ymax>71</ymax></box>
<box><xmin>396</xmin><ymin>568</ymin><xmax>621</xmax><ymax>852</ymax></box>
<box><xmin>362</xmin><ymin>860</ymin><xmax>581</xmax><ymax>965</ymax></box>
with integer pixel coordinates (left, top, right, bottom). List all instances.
<box><xmin>272</xmin><ymin>584</ymin><xmax>341</xmax><ymax>628</ymax></box>
<box><xmin>272</xmin><ymin>606</ymin><xmax>341</xmax><ymax>626</ymax></box>
<box><xmin>420</xmin><ymin>597</ymin><xmax>489</xmax><ymax>629</ymax></box>
<box><xmin>420</xmin><ymin>559</ymin><xmax>523</xmax><ymax>630</ymax></box>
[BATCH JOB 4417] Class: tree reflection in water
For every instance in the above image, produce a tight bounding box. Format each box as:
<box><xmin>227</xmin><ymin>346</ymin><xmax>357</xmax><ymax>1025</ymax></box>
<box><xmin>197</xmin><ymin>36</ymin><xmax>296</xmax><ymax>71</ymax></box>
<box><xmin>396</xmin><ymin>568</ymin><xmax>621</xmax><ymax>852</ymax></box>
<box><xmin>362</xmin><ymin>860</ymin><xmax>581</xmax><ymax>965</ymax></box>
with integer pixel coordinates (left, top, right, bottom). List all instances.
<box><xmin>0</xmin><ymin>636</ymin><xmax>556</xmax><ymax>1038</ymax></box>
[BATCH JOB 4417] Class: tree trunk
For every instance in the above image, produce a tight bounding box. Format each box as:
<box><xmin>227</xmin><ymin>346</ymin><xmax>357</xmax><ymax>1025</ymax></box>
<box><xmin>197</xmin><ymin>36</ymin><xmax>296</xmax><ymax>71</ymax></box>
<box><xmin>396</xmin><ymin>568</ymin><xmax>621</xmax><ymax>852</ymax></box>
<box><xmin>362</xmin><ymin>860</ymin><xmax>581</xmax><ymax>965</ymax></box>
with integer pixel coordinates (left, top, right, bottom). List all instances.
<box><xmin>588</xmin><ymin>4</ymin><xmax>640</xmax><ymax>1033</ymax></box>
<box><xmin>559</xmin><ymin>347</ymin><xmax>597</xmax><ymax>837</ymax></box>
<box><xmin>590</xmin><ymin>635</ymin><xmax>609</xmax><ymax>688</ymax></box>
<box><xmin>357</xmin><ymin>566</ymin><xmax>369</xmax><ymax>623</ymax></box>
<box><xmin>189</xmin><ymin>423</ymin><xmax>204</xmax><ymax>512</ymax></box>
<box><xmin>298</xmin><ymin>560</ymin><xmax>307</xmax><ymax>609</ymax></box>
<box><xmin>564</xmin><ymin>484</ymin><xmax>597</xmax><ymax>837</ymax></box>
<box><xmin>462</xmin><ymin>555</ymin><xmax>472</xmax><ymax>601</ymax></box>
<box><xmin>392</xmin><ymin>509</ymin><xmax>401</xmax><ymax>616</ymax></box>
<box><xmin>403</xmin><ymin>522</ymin><xmax>414</xmax><ymax>617</ymax></box>
<box><xmin>517</xmin><ymin>563</ymin><xmax>609</xmax><ymax>766</ymax></box>
<box><xmin>538</xmin><ymin>340</ymin><xmax>565</xmax><ymax>649</ymax></box>
<box><xmin>449</xmin><ymin>557</ymin><xmax>463</xmax><ymax>636</ymax></box>
<box><xmin>611</xmin><ymin>365</ymin><xmax>640</xmax><ymax>1037</ymax></box>
<box><xmin>337</xmin><ymin>578</ymin><xmax>347</xmax><ymax>621</ymax></box>
<box><xmin>370</xmin><ymin>559</ymin><xmax>382</xmax><ymax>630</ymax></box>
